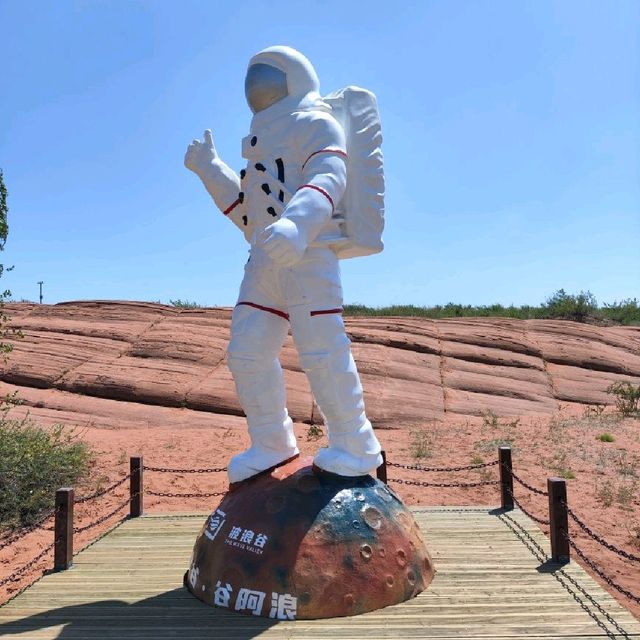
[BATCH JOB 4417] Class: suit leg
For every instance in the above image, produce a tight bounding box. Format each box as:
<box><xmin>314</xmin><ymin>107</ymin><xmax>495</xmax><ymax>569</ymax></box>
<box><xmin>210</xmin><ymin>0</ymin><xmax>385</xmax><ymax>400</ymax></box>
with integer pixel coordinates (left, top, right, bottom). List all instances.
<box><xmin>289</xmin><ymin>307</ymin><xmax>382</xmax><ymax>476</ymax></box>
<box><xmin>226</xmin><ymin>303</ymin><xmax>298</xmax><ymax>482</ymax></box>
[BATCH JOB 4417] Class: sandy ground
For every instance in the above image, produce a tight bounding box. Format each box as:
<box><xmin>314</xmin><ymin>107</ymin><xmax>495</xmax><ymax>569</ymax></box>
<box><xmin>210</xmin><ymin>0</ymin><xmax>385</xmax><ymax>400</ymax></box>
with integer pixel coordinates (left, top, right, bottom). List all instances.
<box><xmin>1</xmin><ymin>405</ymin><xmax>639</xmax><ymax>622</ymax></box>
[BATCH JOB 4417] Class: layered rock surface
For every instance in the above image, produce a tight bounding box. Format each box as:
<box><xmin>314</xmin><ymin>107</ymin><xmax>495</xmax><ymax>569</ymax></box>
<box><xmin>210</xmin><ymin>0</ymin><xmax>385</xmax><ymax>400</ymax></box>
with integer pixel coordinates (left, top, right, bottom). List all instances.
<box><xmin>2</xmin><ymin>301</ymin><xmax>639</xmax><ymax>430</ymax></box>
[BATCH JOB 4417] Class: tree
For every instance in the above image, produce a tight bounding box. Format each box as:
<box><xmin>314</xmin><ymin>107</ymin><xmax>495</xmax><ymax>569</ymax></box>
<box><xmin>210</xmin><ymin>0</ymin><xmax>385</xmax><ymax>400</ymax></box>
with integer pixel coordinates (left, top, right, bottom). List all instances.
<box><xmin>0</xmin><ymin>169</ymin><xmax>7</xmax><ymax>249</ymax></box>
<box><xmin>0</xmin><ymin>169</ymin><xmax>15</xmax><ymax>360</ymax></box>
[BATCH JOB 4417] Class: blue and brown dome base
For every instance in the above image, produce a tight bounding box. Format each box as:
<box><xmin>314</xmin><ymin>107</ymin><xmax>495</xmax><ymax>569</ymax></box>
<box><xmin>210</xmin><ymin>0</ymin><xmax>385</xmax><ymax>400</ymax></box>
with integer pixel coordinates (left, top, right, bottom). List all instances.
<box><xmin>185</xmin><ymin>456</ymin><xmax>434</xmax><ymax>620</ymax></box>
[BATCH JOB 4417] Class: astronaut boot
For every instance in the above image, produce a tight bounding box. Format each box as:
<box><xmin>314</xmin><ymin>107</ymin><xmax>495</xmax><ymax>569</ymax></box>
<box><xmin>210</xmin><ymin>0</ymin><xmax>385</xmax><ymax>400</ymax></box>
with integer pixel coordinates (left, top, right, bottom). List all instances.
<box><xmin>314</xmin><ymin>411</ymin><xmax>382</xmax><ymax>476</ymax></box>
<box><xmin>228</xmin><ymin>410</ymin><xmax>299</xmax><ymax>484</ymax></box>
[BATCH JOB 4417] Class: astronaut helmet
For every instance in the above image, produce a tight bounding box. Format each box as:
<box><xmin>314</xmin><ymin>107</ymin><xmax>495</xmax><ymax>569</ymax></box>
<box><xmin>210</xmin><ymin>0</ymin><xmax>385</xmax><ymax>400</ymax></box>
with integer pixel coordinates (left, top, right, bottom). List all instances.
<box><xmin>245</xmin><ymin>63</ymin><xmax>288</xmax><ymax>113</ymax></box>
<box><xmin>245</xmin><ymin>46</ymin><xmax>323</xmax><ymax>115</ymax></box>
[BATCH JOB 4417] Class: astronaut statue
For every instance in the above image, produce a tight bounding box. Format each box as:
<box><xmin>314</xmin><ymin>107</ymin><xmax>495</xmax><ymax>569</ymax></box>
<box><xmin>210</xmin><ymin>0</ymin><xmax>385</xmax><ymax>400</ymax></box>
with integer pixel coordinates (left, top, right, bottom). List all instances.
<box><xmin>185</xmin><ymin>46</ymin><xmax>385</xmax><ymax>484</ymax></box>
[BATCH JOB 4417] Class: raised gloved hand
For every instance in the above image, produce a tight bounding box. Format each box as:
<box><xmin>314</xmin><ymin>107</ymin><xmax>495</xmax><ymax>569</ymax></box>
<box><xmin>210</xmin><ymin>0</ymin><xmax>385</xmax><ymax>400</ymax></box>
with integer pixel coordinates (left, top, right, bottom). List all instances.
<box><xmin>258</xmin><ymin>218</ymin><xmax>307</xmax><ymax>267</ymax></box>
<box><xmin>184</xmin><ymin>129</ymin><xmax>219</xmax><ymax>178</ymax></box>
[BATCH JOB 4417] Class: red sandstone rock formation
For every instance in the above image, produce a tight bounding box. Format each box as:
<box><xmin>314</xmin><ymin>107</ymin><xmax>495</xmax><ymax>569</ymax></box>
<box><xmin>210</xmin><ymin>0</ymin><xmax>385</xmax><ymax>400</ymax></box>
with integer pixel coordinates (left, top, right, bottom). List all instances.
<box><xmin>1</xmin><ymin>301</ymin><xmax>639</xmax><ymax>431</ymax></box>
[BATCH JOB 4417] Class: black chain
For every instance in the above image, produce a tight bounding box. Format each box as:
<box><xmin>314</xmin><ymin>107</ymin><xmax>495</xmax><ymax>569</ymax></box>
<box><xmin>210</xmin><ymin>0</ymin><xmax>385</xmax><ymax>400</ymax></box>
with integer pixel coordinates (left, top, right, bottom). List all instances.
<box><xmin>564</xmin><ymin>504</ymin><xmax>640</xmax><ymax>563</ymax></box>
<box><xmin>0</xmin><ymin>542</ymin><xmax>55</xmax><ymax>587</ymax></box>
<box><xmin>508</xmin><ymin>489</ymin><xmax>550</xmax><ymax>525</ymax></box>
<box><xmin>0</xmin><ymin>509</ymin><xmax>55</xmax><ymax>552</ymax></box>
<box><xmin>143</xmin><ymin>465</ymin><xmax>227</xmax><ymax>474</ymax></box>
<box><xmin>568</xmin><ymin>537</ymin><xmax>640</xmax><ymax>605</ymax></box>
<box><xmin>147</xmin><ymin>490</ymin><xmax>227</xmax><ymax>498</ymax></box>
<box><xmin>75</xmin><ymin>474</ymin><xmax>131</xmax><ymax>504</ymax></box>
<box><xmin>499</xmin><ymin>512</ymin><xmax>631</xmax><ymax>639</ymax></box>
<box><xmin>390</xmin><ymin>478</ymin><xmax>500</xmax><ymax>488</ymax></box>
<box><xmin>71</xmin><ymin>516</ymin><xmax>130</xmax><ymax>560</ymax></box>
<box><xmin>510</xmin><ymin>470</ymin><xmax>549</xmax><ymax>496</ymax></box>
<box><xmin>72</xmin><ymin>497</ymin><xmax>132</xmax><ymax>534</ymax></box>
<box><xmin>387</xmin><ymin>459</ymin><xmax>499</xmax><ymax>473</ymax></box>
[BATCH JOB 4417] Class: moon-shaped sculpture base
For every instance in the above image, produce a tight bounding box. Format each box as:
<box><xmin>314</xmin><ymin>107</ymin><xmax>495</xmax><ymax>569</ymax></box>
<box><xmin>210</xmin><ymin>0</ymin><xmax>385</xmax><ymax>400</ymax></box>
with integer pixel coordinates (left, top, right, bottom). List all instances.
<box><xmin>185</xmin><ymin>456</ymin><xmax>434</xmax><ymax>620</ymax></box>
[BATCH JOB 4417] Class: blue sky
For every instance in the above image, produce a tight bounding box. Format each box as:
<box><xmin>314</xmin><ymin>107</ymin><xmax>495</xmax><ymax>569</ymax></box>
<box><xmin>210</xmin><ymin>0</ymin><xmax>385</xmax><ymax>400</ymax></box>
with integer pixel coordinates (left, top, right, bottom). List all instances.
<box><xmin>1</xmin><ymin>0</ymin><xmax>638</xmax><ymax>307</ymax></box>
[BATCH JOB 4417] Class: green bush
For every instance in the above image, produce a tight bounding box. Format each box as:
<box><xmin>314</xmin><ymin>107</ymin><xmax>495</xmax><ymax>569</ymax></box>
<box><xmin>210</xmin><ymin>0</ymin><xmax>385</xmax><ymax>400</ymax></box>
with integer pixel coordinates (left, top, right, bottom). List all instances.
<box><xmin>0</xmin><ymin>413</ymin><xmax>92</xmax><ymax>530</ymax></box>
<box><xmin>607</xmin><ymin>381</ymin><xmax>640</xmax><ymax>416</ymax></box>
<box><xmin>343</xmin><ymin>290</ymin><xmax>640</xmax><ymax>325</ymax></box>
<box><xmin>602</xmin><ymin>298</ymin><xmax>640</xmax><ymax>325</ymax></box>
<box><xmin>538</xmin><ymin>289</ymin><xmax>599</xmax><ymax>322</ymax></box>
<box><xmin>170</xmin><ymin>299</ymin><xmax>205</xmax><ymax>309</ymax></box>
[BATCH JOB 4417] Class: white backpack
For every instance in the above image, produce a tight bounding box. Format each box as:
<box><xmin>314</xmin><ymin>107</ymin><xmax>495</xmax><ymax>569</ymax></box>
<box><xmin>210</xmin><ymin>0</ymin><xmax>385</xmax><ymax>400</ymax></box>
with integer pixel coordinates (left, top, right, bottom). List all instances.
<box><xmin>323</xmin><ymin>86</ymin><xmax>385</xmax><ymax>259</ymax></box>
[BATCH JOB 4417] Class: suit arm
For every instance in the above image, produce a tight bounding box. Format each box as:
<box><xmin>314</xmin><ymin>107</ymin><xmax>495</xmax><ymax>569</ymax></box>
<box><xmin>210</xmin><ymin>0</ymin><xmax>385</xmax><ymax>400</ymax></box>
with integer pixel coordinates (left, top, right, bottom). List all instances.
<box><xmin>280</xmin><ymin>115</ymin><xmax>347</xmax><ymax>247</ymax></box>
<box><xmin>198</xmin><ymin>160</ymin><xmax>247</xmax><ymax>233</ymax></box>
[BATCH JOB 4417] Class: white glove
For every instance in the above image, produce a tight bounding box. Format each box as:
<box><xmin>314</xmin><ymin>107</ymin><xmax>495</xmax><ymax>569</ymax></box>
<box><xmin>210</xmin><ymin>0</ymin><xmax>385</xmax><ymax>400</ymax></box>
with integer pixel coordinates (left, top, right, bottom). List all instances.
<box><xmin>184</xmin><ymin>129</ymin><xmax>219</xmax><ymax>178</ymax></box>
<box><xmin>258</xmin><ymin>218</ymin><xmax>306</xmax><ymax>267</ymax></box>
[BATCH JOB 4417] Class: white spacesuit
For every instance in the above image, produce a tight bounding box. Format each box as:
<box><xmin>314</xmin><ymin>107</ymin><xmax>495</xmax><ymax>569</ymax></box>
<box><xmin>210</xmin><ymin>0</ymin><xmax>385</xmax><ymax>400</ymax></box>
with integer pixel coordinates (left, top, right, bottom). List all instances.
<box><xmin>185</xmin><ymin>46</ymin><xmax>382</xmax><ymax>483</ymax></box>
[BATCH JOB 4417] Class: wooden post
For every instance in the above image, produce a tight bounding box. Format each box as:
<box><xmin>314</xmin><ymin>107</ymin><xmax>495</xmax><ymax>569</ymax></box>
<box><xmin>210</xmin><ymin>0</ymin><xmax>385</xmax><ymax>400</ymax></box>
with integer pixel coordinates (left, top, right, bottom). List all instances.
<box><xmin>548</xmin><ymin>477</ymin><xmax>570</xmax><ymax>564</ymax></box>
<box><xmin>54</xmin><ymin>488</ymin><xmax>74</xmax><ymax>571</ymax></box>
<box><xmin>376</xmin><ymin>450</ymin><xmax>388</xmax><ymax>484</ymax></box>
<box><xmin>499</xmin><ymin>446</ymin><xmax>514</xmax><ymax>510</ymax></box>
<box><xmin>130</xmin><ymin>456</ymin><xmax>143</xmax><ymax>518</ymax></box>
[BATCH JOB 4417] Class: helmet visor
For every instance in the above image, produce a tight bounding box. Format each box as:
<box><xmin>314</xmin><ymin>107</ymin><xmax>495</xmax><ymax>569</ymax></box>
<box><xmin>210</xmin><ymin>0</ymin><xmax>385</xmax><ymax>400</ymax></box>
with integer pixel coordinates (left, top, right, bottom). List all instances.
<box><xmin>245</xmin><ymin>63</ymin><xmax>288</xmax><ymax>113</ymax></box>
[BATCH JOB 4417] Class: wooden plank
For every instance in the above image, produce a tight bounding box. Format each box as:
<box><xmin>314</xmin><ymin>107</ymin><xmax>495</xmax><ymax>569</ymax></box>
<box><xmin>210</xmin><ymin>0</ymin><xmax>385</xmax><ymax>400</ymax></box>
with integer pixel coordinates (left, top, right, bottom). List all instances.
<box><xmin>0</xmin><ymin>507</ymin><xmax>638</xmax><ymax>639</ymax></box>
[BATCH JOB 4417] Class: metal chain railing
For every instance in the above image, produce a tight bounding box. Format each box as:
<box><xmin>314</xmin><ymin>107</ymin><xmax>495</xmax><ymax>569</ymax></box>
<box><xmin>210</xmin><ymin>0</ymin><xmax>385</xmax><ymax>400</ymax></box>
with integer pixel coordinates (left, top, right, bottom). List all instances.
<box><xmin>390</xmin><ymin>478</ymin><xmax>500</xmax><ymax>489</ymax></box>
<box><xmin>144</xmin><ymin>465</ymin><xmax>227</xmax><ymax>474</ymax></box>
<box><xmin>4</xmin><ymin>447</ymin><xmax>640</xmax><ymax>622</ymax></box>
<box><xmin>500</xmin><ymin>512</ymin><xmax>632</xmax><ymax>639</ymax></box>
<box><xmin>386</xmin><ymin>453</ymin><xmax>500</xmax><ymax>490</ymax></box>
<box><xmin>0</xmin><ymin>509</ymin><xmax>55</xmax><ymax>552</ymax></box>
<box><xmin>0</xmin><ymin>542</ymin><xmax>55</xmax><ymax>588</ymax></box>
<box><xmin>72</xmin><ymin>496</ymin><xmax>134</xmax><ymax>535</ymax></box>
<box><xmin>41</xmin><ymin>475</ymin><xmax>132</xmax><ymax>532</ymax></box>
<box><xmin>0</xmin><ymin>490</ymin><xmax>134</xmax><ymax>594</ymax></box>
<box><xmin>508</xmin><ymin>489</ymin><xmax>550</xmax><ymax>526</ymax></box>
<box><xmin>564</xmin><ymin>503</ymin><xmax>640</xmax><ymax>563</ymax></box>
<box><xmin>510</xmin><ymin>470</ymin><xmax>549</xmax><ymax>496</ymax></box>
<box><xmin>147</xmin><ymin>489</ymin><xmax>227</xmax><ymax>499</ymax></box>
<box><xmin>144</xmin><ymin>461</ymin><xmax>228</xmax><ymax>499</ymax></box>
<box><xmin>75</xmin><ymin>474</ymin><xmax>131</xmax><ymax>504</ymax></box>
<box><xmin>567</xmin><ymin>536</ymin><xmax>640</xmax><ymax>605</ymax></box>
<box><xmin>387</xmin><ymin>460</ymin><xmax>499</xmax><ymax>473</ymax></box>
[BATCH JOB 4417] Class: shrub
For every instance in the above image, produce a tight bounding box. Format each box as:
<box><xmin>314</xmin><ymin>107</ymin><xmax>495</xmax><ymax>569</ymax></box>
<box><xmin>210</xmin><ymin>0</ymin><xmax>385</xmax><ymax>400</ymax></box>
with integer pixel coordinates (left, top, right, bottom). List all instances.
<box><xmin>481</xmin><ymin>410</ymin><xmax>500</xmax><ymax>430</ymax></box>
<box><xmin>306</xmin><ymin>424</ymin><xmax>324</xmax><ymax>441</ymax></box>
<box><xmin>607</xmin><ymin>381</ymin><xmax>640</xmax><ymax>416</ymax></box>
<box><xmin>602</xmin><ymin>298</ymin><xmax>640</xmax><ymax>325</ymax></box>
<box><xmin>595</xmin><ymin>479</ymin><xmax>615</xmax><ymax>507</ymax></box>
<box><xmin>170</xmin><ymin>299</ymin><xmax>205</xmax><ymax>309</ymax></box>
<box><xmin>549</xmin><ymin>448</ymin><xmax>576</xmax><ymax>479</ymax></box>
<box><xmin>617</xmin><ymin>483</ymin><xmax>637</xmax><ymax>511</ymax></box>
<box><xmin>596</xmin><ymin>433</ymin><xmax>615</xmax><ymax>442</ymax></box>
<box><xmin>409</xmin><ymin>427</ymin><xmax>435</xmax><ymax>459</ymax></box>
<box><xmin>0</xmin><ymin>415</ymin><xmax>92</xmax><ymax>529</ymax></box>
<box><xmin>343</xmin><ymin>289</ymin><xmax>640</xmax><ymax>325</ymax></box>
<box><xmin>583</xmin><ymin>404</ymin><xmax>605</xmax><ymax>418</ymax></box>
<box><xmin>540</xmin><ymin>289</ymin><xmax>599</xmax><ymax>322</ymax></box>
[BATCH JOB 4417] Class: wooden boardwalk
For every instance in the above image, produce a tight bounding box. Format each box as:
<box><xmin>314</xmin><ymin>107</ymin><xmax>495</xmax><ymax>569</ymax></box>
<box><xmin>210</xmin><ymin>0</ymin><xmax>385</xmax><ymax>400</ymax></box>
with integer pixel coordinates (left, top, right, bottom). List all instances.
<box><xmin>1</xmin><ymin>507</ymin><xmax>638</xmax><ymax>639</ymax></box>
